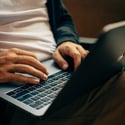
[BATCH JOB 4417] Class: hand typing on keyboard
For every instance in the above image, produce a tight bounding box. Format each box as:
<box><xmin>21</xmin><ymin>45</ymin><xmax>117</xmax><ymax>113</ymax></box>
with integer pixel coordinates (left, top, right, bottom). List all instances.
<box><xmin>0</xmin><ymin>42</ymin><xmax>88</xmax><ymax>85</ymax></box>
<box><xmin>0</xmin><ymin>48</ymin><xmax>48</xmax><ymax>84</ymax></box>
<box><xmin>52</xmin><ymin>42</ymin><xmax>89</xmax><ymax>71</ymax></box>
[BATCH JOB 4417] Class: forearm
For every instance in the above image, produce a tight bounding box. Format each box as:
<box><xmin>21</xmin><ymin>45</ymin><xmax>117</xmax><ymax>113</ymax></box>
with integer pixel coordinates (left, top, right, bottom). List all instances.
<box><xmin>55</xmin><ymin>0</ymin><xmax>79</xmax><ymax>45</ymax></box>
<box><xmin>55</xmin><ymin>21</ymin><xmax>79</xmax><ymax>46</ymax></box>
<box><xmin>47</xmin><ymin>0</ymin><xmax>79</xmax><ymax>46</ymax></box>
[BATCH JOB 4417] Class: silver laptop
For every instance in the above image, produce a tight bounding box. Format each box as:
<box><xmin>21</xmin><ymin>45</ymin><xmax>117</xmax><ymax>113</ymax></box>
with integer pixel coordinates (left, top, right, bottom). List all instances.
<box><xmin>0</xmin><ymin>22</ymin><xmax>125</xmax><ymax>117</ymax></box>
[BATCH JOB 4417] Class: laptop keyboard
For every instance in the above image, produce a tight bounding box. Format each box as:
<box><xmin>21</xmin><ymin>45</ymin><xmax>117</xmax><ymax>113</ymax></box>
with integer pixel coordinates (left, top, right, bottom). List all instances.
<box><xmin>7</xmin><ymin>71</ymin><xmax>71</xmax><ymax>110</ymax></box>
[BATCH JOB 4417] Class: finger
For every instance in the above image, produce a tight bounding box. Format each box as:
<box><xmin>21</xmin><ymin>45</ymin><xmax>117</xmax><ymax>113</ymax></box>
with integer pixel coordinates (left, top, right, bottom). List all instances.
<box><xmin>0</xmin><ymin>49</ymin><xmax>10</xmax><ymax>57</ymax></box>
<box><xmin>52</xmin><ymin>51</ymin><xmax>69</xmax><ymax>70</ymax></box>
<box><xmin>0</xmin><ymin>55</ymin><xmax>48</xmax><ymax>75</ymax></box>
<box><xmin>8</xmin><ymin>73</ymin><xmax>40</xmax><ymax>84</ymax></box>
<box><xmin>0</xmin><ymin>72</ymin><xmax>10</xmax><ymax>83</ymax></box>
<box><xmin>0</xmin><ymin>72</ymin><xmax>39</xmax><ymax>84</ymax></box>
<box><xmin>13</xmin><ymin>56</ymin><xmax>48</xmax><ymax>75</ymax></box>
<box><xmin>9</xmin><ymin>48</ymin><xmax>37</xmax><ymax>59</ymax></box>
<box><xmin>9</xmin><ymin>64</ymin><xmax>48</xmax><ymax>81</ymax></box>
<box><xmin>0</xmin><ymin>49</ymin><xmax>7</xmax><ymax>52</ymax></box>
<box><xmin>76</xmin><ymin>45</ymin><xmax>89</xmax><ymax>59</ymax></box>
<box><xmin>72</xmin><ymin>51</ymin><xmax>81</xmax><ymax>70</ymax></box>
<box><xmin>59</xmin><ymin>46</ymin><xmax>82</xmax><ymax>70</ymax></box>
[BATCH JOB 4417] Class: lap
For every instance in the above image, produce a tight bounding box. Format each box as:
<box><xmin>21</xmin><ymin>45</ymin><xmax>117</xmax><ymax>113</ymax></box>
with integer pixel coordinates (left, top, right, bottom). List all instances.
<box><xmin>36</xmin><ymin>71</ymin><xmax>125</xmax><ymax>125</ymax></box>
<box><xmin>1</xmin><ymin>71</ymin><xmax>125</xmax><ymax>125</ymax></box>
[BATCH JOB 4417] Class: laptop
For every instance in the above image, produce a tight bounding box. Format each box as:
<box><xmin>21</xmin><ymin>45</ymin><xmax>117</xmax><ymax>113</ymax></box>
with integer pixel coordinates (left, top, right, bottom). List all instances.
<box><xmin>0</xmin><ymin>22</ymin><xmax>125</xmax><ymax>117</ymax></box>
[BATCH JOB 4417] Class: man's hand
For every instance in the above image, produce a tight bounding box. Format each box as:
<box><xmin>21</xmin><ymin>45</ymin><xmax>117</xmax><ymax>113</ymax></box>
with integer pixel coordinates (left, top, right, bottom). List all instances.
<box><xmin>0</xmin><ymin>48</ymin><xmax>48</xmax><ymax>84</ymax></box>
<box><xmin>52</xmin><ymin>42</ymin><xmax>89</xmax><ymax>70</ymax></box>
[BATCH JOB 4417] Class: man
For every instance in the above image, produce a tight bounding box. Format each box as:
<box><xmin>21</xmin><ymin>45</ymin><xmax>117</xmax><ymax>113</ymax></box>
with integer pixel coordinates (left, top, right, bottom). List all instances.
<box><xmin>0</xmin><ymin>0</ymin><xmax>88</xmax><ymax>124</ymax></box>
<box><xmin>1</xmin><ymin>1</ymin><xmax>125</xmax><ymax>125</ymax></box>
<box><xmin>0</xmin><ymin>0</ymin><xmax>88</xmax><ymax>85</ymax></box>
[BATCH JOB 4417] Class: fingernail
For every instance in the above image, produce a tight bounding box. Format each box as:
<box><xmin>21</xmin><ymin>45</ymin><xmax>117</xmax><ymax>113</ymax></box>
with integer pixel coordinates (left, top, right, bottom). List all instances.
<box><xmin>33</xmin><ymin>79</ymin><xmax>40</xmax><ymax>84</ymax></box>
<box><xmin>43</xmin><ymin>74</ymin><xmax>48</xmax><ymax>80</ymax></box>
<box><xmin>62</xmin><ymin>64</ymin><xmax>68</xmax><ymax>70</ymax></box>
<box><xmin>45</xmin><ymin>71</ymin><xmax>49</xmax><ymax>75</ymax></box>
<box><xmin>86</xmin><ymin>50</ymin><xmax>89</xmax><ymax>54</ymax></box>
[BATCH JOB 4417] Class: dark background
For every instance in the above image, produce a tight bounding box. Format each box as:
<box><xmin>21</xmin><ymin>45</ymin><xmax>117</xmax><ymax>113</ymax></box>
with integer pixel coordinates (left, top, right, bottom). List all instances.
<box><xmin>63</xmin><ymin>0</ymin><xmax>125</xmax><ymax>37</ymax></box>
